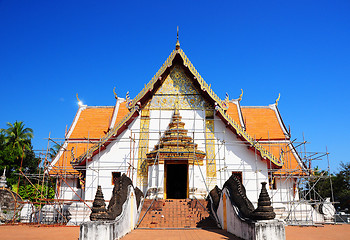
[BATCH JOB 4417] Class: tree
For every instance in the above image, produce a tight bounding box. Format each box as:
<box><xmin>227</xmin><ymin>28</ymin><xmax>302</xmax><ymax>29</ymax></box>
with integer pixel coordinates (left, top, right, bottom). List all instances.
<box><xmin>2</xmin><ymin>121</ymin><xmax>33</xmax><ymax>161</ymax></box>
<box><xmin>332</xmin><ymin>162</ymin><xmax>350</xmax><ymax>211</ymax></box>
<box><xmin>49</xmin><ymin>143</ymin><xmax>61</xmax><ymax>160</ymax></box>
<box><xmin>0</xmin><ymin>121</ymin><xmax>56</xmax><ymax>205</ymax></box>
<box><xmin>302</xmin><ymin>163</ymin><xmax>350</xmax><ymax>213</ymax></box>
<box><xmin>18</xmin><ymin>183</ymin><xmax>55</xmax><ymax>206</ymax></box>
<box><xmin>0</xmin><ymin>121</ymin><xmax>38</xmax><ymax>187</ymax></box>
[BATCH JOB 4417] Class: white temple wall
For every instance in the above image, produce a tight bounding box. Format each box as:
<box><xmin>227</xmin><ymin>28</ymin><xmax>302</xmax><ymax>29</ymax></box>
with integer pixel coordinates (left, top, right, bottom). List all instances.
<box><xmin>147</xmin><ymin>109</ymin><xmax>208</xmax><ymax>198</ymax></box>
<box><xmin>147</xmin><ymin>164</ymin><xmax>164</xmax><ymax>198</ymax></box>
<box><xmin>270</xmin><ymin>177</ymin><xmax>299</xmax><ymax>208</ymax></box>
<box><xmin>57</xmin><ymin>177</ymin><xmax>83</xmax><ymax>201</ymax></box>
<box><xmin>188</xmin><ymin>162</ymin><xmax>207</xmax><ymax>198</ymax></box>
<box><xmin>214</xmin><ymin>115</ymin><xmax>268</xmax><ymax>206</ymax></box>
<box><xmin>84</xmin><ymin>117</ymin><xmax>141</xmax><ymax>201</ymax></box>
<box><xmin>81</xmin><ymin>107</ymin><xmax>296</xmax><ymax>206</ymax></box>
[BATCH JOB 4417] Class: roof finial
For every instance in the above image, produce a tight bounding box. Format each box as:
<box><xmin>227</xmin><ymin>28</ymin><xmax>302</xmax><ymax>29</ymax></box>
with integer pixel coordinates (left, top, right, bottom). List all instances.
<box><xmin>176</xmin><ymin>26</ymin><xmax>180</xmax><ymax>50</ymax></box>
<box><xmin>275</xmin><ymin>93</ymin><xmax>280</xmax><ymax>106</ymax></box>
<box><xmin>238</xmin><ymin>89</ymin><xmax>243</xmax><ymax>102</ymax></box>
<box><xmin>76</xmin><ymin>93</ymin><xmax>83</xmax><ymax>106</ymax></box>
<box><xmin>113</xmin><ymin>87</ymin><xmax>118</xmax><ymax>99</ymax></box>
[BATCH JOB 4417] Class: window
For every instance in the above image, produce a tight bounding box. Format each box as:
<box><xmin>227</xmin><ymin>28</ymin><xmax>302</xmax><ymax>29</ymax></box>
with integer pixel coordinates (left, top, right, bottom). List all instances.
<box><xmin>112</xmin><ymin>172</ymin><xmax>121</xmax><ymax>185</ymax></box>
<box><xmin>232</xmin><ymin>171</ymin><xmax>243</xmax><ymax>184</ymax></box>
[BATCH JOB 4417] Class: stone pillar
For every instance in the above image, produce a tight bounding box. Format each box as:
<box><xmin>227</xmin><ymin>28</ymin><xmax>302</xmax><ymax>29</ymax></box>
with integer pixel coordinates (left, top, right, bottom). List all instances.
<box><xmin>0</xmin><ymin>168</ymin><xmax>7</xmax><ymax>188</ymax></box>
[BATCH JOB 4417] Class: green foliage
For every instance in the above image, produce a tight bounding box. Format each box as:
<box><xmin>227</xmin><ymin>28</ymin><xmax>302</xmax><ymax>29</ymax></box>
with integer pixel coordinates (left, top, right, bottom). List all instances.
<box><xmin>18</xmin><ymin>183</ymin><xmax>55</xmax><ymax>205</ymax></box>
<box><xmin>0</xmin><ymin>121</ymin><xmax>55</xmax><ymax>206</ymax></box>
<box><xmin>2</xmin><ymin>121</ymin><xmax>33</xmax><ymax>159</ymax></box>
<box><xmin>332</xmin><ymin>162</ymin><xmax>350</xmax><ymax>211</ymax></box>
<box><xmin>303</xmin><ymin>163</ymin><xmax>350</xmax><ymax>213</ymax></box>
<box><xmin>49</xmin><ymin>143</ymin><xmax>61</xmax><ymax>160</ymax></box>
<box><xmin>0</xmin><ymin>121</ymin><xmax>40</xmax><ymax>186</ymax></box>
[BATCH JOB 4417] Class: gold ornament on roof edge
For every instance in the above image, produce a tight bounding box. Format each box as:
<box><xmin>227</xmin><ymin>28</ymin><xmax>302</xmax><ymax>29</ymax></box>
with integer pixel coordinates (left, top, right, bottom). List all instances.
<box><xmin>275</xmin><ymin>93</ymin><xmax>281</xmax><ymax>106</ymax></box>
<box><xmin>238</xmin><ymin>89</ymin><xmax>243</xmax><ymax>102</ymax></box>
<box><xmin>113</xmin><ymin>87</ymin><xmax>118</xmax><ymax>99</ymax></box>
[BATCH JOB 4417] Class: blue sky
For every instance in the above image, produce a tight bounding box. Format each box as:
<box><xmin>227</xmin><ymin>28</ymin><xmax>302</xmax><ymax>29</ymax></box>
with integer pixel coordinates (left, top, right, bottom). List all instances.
<box><xmin>0</xmin><ymin>1</ymin><xmax>349</xmax><ymax>172</ymax></box>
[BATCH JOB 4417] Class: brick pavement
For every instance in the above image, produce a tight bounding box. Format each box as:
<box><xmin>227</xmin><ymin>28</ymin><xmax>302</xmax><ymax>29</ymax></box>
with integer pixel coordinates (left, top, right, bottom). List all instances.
<box><xmin>121</xmin><ymin>228</ymin><xmax>241</xmax><ymax>240</ymax></box>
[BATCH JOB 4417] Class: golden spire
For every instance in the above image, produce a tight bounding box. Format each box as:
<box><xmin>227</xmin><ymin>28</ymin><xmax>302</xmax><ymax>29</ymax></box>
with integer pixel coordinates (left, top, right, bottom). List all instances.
<box><xmin>175</xmin><ymin>26</ymin><xmax>180</xmax><ymax>50</ymax></box>
<box><xmin>174</xmin><ymin>97</ymin><xmax>180</xmax><ymax>115</ymax></box>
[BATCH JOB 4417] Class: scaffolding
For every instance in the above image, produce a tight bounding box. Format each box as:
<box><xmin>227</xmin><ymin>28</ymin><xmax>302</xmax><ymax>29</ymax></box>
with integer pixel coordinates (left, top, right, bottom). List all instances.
<box><xmin>2</xmin><ymin>113</ymin><xmax>338</xmax><ymax>226</ymax></box>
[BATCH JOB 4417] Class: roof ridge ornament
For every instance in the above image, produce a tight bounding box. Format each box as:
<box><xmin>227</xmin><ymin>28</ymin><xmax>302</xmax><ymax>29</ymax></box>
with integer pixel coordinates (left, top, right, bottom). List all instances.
<box><xmin>225</xmin><ymin>93</ymin><xmax>230</xmax><ymax>105</ymax></box>
<box><xmin>113</xmin><ymin>87</ymin><xmax>118</xmax><ymax>99</ymax></box>
<box><xmin>176</xmin><ymin>26</ymin><xmax>180</xmax><ymax>50</ymax></box>
<box><xmin>76</xmin><ymin>93</ymin><xmax>84</xmax><ymax>107</ymax></box>
<box><xmin>126</xmin><ymin>91</ymin><xmax>133</xmax><ymax>109</ymax></box>
<box><xmin>275</xmin><ymin>93</ymin><xmax>280</xmax><ymax>106</ymax></box>
<box><xmin>238</xmin><ymin>89</ymin><xmax>243</xmax><ymax>102</ymax></box>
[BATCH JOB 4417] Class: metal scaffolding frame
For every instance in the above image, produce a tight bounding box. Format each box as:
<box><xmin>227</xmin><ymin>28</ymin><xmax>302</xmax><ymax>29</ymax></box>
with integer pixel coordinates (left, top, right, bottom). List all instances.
<box><xmin>5</xmin><ymin>112</ymin><xmax>336</xmax><ymax>226</ymax></box>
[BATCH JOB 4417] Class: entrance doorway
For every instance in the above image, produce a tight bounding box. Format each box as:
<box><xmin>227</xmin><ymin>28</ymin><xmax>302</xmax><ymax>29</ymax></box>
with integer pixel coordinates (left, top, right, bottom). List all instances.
<box><xmin>165</xmin><ymin>163</ymin><xmax>188</xmax><ymax>199</ymax></box>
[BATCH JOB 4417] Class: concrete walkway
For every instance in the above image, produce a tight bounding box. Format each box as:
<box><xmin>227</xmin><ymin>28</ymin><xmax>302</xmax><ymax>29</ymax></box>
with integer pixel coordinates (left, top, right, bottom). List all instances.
<box><xmin>121</xmin><ymin>229</ymin><xmax>240</xmax><ymax>240</ymax></box>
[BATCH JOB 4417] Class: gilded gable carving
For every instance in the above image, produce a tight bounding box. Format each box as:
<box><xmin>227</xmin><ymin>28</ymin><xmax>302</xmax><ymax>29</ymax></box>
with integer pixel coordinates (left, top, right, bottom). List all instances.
<box><xmin>150</xmin><ymin>65</ymin><xmax>212</xmax><ymax>110</ymax></box>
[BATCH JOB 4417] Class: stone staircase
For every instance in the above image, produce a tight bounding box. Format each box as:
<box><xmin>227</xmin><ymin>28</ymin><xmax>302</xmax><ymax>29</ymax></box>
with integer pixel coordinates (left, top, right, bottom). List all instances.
<box><xmin>137</xmin><ymin>199</ymin><xmax>216</xmax><ymax>229</ymax></box>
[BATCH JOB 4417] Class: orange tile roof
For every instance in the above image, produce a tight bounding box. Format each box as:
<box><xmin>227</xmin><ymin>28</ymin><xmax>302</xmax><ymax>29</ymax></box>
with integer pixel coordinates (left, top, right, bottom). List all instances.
<box><xmin>49</xmin><ymin>142</ymin><xmax>95</xmax><ymax>175</ymax></box>
<box><xmin>260</xmin><ymin>142</ymin><xmax>306</xmax><ymax>175</ymax></box>
<box><xmin>226</xmin><ymin>105</ymin><xmax>303</xmax><ymax>170</ymax></box>
<box><xmin>114</xmin><ymin>102</ymin><xmax>128</xmax><ymax>126</ymax></box>
<box><xmin>227</xmin><ymin>102</ymin><xmax>241</xmax><ymax>126</ymax></box>
<box><xmin>241</xmin><ymin>107</ymin><xmax>286</xmax><ymax>140</ymax></box>
<box><xmin>50</xmin><ymin>102</ymin><xmax>304</xmax><ymax>174</ymax></box>
<box><xmin>49</xmin><ymin>106</ymin><xmax>114</xmax><ymax>175</ymax></box>
<box><xmin>69</xmin><ymin>107</ymin><xmax>114</xmax><ymax>139</ymax></box>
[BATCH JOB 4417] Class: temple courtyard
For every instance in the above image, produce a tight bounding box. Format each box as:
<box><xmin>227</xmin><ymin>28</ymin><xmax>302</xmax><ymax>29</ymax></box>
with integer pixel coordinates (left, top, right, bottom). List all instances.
<box><xmin>0</xmin><ymin>224</ymin><xmax>349</xmax><ymax>240</ymax></box>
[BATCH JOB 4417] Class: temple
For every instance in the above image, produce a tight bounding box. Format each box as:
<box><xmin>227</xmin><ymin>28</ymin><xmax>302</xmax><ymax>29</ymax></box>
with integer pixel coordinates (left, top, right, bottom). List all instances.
<box><xmin>49</xmin><ymin>38</ymin><xmax>310</xmax><ymax>223</ymax></box>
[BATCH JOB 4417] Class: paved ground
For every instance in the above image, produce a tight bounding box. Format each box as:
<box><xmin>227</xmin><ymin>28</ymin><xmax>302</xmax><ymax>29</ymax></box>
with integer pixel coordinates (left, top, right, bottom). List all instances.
<box><xmin>122</xmin><ymin>228</ymin><xmax>240</xmax><ymax>240</ymax></box>
<box><xmin>285</xmin><ymin>224</ymin><xmax>350</xmax><ymax>240</ymax></box>
<box><xmin>0</xmin><ymin>225</ymin><xmax>80</xmax><ymax>240</ymax></box>
<box><xmin>1</xmin><ymin>224</ymin><xmax>350</xmax><ymax>240</ymax></box>
<box><xmin>122</xmin><ymin>225</ymin><xmax>350</xmax><ymax>240</ymax></box>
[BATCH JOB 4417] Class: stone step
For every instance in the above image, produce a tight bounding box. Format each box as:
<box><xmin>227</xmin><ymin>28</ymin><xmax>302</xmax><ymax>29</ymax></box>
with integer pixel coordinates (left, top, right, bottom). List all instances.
<box><xmin>137</xmin><ymin>198</ymin><xmax>213</xmax><ymax>229</ymax></box>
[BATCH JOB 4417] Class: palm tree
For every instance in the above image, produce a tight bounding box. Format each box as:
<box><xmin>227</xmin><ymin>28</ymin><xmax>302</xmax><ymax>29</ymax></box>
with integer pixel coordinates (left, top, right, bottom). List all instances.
<box><xmin>49</xmin><ymin>143</ymin><xmax>61</xmax><ymax>160</ymax></box>
<box><xmin>3</xmin><ymin>121</ymin><xmax>34</xmax><ymax>160</ymax></box>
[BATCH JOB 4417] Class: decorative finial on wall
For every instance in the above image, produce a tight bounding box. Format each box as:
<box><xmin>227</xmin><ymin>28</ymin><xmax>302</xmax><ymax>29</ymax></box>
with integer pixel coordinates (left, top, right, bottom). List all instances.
<box><xmin>275</xmin><ymin>93</ymin><xmax>280</xmax><ymax>106</ymax></box>
<box><xmin>176</xmin><ymin>26</ymin><xmax>180</xmax><ymax>50</ymax></box>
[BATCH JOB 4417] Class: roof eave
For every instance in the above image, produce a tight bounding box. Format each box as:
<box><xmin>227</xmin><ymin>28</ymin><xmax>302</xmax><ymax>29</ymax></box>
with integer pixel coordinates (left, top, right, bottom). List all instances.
<box><xmin>72</xmin><ymin>107</ymin><xmax>140</xmax><ymax>166</ymax></box>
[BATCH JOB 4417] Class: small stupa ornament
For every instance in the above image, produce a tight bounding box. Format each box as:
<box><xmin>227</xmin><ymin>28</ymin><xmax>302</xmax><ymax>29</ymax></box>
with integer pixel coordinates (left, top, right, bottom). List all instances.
<box><xmin>90</xmin><ymin>185</ymin><xmax>109</xmax><ymax>221</ymax></box>
<box><xmin>0</xmin><ymin>167</ymin><xmax>7</xmax><ymax>188</ymax></box>
<box><xmin>252</xmin><ymin>182</ymin><xmax>276</xmax><ymax>220</ymax></box>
